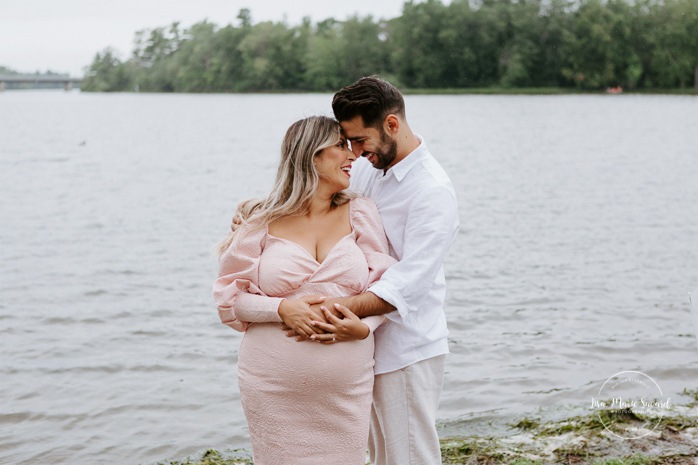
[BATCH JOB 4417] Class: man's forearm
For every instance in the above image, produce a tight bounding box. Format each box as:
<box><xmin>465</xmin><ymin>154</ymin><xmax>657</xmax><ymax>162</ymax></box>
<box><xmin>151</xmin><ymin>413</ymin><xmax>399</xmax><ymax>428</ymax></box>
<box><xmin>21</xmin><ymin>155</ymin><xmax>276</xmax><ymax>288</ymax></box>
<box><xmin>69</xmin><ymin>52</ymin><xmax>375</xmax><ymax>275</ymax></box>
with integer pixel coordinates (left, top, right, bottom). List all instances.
<box><xmin>333</xmin><ymin>291</ymin><xmax>395</xmax><ymax>318</ymax></box>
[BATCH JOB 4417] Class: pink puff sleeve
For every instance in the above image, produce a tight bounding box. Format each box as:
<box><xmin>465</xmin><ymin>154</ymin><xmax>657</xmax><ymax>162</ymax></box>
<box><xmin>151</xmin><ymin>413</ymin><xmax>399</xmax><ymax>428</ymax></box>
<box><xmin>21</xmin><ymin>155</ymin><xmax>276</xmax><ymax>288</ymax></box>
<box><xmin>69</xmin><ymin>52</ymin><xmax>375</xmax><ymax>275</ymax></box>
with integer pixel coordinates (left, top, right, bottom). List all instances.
<box><xmin>212</xmin><ymin>221</ymin><xmax>283</xmax><ymax>332</ymax></box>
<box><xmin>350</xmin><ymin>197</ymin><xmax>398</xmax><ymax>332</ymax></box>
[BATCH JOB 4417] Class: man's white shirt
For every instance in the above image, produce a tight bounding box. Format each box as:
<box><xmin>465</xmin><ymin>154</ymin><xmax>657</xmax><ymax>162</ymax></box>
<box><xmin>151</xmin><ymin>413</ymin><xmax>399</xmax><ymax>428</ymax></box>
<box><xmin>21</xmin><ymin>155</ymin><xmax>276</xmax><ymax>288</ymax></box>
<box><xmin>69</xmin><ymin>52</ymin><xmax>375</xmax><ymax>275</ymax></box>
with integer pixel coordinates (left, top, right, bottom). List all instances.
<box><xmin>349</xmin><ymin>136</ymin><xmax>460</xmax><ymax>374</ymax></box>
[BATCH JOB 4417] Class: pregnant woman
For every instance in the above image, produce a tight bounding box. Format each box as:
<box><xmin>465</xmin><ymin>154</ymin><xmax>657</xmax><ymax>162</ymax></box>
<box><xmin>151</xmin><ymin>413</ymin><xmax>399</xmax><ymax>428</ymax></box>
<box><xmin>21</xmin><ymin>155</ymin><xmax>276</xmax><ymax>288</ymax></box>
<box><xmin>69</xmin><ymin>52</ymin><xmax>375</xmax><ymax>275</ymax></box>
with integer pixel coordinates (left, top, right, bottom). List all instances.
<box><xmin>213</xmin><ymin>116</ymin><xmax>395</xmax><ymax>465</ymax></box>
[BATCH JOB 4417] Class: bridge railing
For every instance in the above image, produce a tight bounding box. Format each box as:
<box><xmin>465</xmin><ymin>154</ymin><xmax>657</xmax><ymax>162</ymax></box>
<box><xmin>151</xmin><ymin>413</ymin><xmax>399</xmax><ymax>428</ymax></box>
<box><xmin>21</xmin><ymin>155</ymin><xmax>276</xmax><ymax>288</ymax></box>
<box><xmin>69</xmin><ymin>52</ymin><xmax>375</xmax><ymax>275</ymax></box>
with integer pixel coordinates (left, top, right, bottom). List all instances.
<box><xmin>0</xmin><ymin>74</ymin><xmax>83</xmax><ymax>91</ymax></box>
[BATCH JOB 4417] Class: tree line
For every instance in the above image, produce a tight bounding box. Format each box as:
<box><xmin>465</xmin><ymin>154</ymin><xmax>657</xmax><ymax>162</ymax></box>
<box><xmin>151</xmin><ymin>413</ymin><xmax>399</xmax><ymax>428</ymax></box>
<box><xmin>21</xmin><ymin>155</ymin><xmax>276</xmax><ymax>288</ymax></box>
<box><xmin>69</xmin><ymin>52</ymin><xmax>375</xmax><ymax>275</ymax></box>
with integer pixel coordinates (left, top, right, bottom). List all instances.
<box><xmin>81</xmin><ymin>0</ymin><xmax>698</xmax><ymax>92</ymax></box>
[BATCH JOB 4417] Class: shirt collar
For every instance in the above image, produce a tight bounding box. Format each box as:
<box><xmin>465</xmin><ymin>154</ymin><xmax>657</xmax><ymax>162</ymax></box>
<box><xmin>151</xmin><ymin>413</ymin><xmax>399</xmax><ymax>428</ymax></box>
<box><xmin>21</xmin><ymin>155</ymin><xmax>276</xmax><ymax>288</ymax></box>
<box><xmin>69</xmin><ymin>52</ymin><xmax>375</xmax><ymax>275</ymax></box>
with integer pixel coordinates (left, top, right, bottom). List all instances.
<box><xmin>386</xmin><ymin>134</ymin><xmax>427</xmax><ymax>182</ymax></box>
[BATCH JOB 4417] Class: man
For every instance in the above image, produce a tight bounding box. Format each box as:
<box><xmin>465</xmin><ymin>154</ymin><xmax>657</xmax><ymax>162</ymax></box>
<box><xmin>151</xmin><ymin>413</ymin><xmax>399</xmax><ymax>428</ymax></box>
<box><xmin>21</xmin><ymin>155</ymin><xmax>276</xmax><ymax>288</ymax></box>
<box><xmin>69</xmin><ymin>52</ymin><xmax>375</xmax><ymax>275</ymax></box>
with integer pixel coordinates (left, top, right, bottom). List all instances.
<box><xmin>231</xmin><ymin>76</ymin><xmax>459</xmax><ymax>464</ymax></box>
<box><xmin>325</xmin><ymin>76</ymin><xmax>459</xmax><ymax>465</ymax></box>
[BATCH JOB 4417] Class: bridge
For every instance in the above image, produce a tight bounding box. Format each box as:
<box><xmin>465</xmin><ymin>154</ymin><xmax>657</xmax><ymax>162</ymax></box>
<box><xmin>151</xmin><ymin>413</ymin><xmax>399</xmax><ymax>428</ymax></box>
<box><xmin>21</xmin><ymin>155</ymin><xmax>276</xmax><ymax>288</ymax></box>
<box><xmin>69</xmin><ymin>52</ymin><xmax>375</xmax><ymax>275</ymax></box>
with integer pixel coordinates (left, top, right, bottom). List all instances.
<box><xmin>0</xmin><ymin>74</ymin><xmax>82</xmax><ymax>91</ymax></box>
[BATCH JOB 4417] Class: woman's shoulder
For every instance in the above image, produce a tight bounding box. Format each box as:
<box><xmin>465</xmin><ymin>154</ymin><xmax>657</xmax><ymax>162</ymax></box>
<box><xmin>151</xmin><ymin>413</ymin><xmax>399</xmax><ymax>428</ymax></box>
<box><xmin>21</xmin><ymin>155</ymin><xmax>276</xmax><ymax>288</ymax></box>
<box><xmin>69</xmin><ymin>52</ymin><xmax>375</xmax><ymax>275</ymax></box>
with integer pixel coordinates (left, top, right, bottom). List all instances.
<box><xmin>349</xmin><ymin>196</ymin><xmax>379</xmax><ymax>216</ymax></box>
<box><xmin>242</xmin><ymin>215</ymin><xmax>268</xmax><ymax>234</ymax></box>
<box><xmin>229</xmin><ymin>216</ymin><xmax>268</xmax><ymax>251</ymax></box>
<box><xmin>349</xmin><ymin>196</ymin><xmax>382</xmax><ymax>231</ymax></box>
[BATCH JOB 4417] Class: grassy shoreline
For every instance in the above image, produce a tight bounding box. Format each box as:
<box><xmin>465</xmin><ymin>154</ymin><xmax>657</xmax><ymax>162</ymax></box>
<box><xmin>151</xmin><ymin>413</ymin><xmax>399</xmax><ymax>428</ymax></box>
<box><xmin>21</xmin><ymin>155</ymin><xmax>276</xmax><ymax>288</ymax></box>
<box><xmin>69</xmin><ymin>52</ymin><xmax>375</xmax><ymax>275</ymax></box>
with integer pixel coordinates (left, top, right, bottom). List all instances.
<box><xmin>154</xmin><ymin>390</ymin><xmax>698</xmax><ymax>465</ymax></box>
<box><xmin>68</xmin><ymin>87</ymin><xmax>698</xmax><ymax>95</ymax></box>
<box><xmin>401</xmin><ymin>87</ymin><xmax>698</xmax><ymax>96</ymax></box>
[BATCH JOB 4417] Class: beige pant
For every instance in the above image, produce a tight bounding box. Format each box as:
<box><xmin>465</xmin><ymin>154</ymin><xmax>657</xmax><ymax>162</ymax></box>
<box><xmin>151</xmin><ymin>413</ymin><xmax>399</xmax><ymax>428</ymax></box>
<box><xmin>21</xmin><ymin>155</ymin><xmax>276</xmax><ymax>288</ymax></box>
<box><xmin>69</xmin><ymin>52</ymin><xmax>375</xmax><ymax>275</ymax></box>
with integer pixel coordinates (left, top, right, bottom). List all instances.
<box><xmin>368</xmin><ymin>355</ymin><xmax>446</xmax><ymax>465</ymax></box>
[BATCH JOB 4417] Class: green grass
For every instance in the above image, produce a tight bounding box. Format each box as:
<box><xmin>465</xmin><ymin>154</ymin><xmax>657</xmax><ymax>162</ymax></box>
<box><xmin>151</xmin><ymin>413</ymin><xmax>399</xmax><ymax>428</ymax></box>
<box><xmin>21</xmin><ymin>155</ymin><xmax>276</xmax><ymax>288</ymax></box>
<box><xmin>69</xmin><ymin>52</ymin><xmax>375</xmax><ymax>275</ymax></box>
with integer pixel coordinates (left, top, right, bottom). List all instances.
<box><xmin>512</xmin><ymin>418</ymin><xmax>541</xmax><ymax>431</ymax></box>
<box><xmin>681</xmin><ymin>387</ymin><xmax>698</xmax><ymax>407</ymax></box>
<box><xmin>152</xmin><ymin>388</ymin><xmax>698</xmax><ymax>465</ymax></box>
<box><xmin>153</xmin><ymin>449</ymin><xmax>252</xmax><ymax>465</ymax></box>
<box><xmin>591</xmin><ymin>454</ymin><xmax>654</xmax><ymax>465</ymax></box>
<box><xmin>403</xmin><ymin>87</ymin><xmax>578</xmax><ymax>95</ymax></box>
<box><xmin>401</xmin><ymin>86</ymin><xmax>698</xmax><ymax>95</ymax></box>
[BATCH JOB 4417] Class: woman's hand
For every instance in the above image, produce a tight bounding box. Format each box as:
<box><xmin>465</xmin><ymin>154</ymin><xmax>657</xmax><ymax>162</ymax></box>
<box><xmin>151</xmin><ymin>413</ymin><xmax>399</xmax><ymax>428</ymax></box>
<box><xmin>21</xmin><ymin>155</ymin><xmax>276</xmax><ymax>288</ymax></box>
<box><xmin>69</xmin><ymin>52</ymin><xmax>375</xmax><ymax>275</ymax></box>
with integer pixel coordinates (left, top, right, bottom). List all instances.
<box><xmin>278</xmin><ymin>296</ymin><xmax>327</xmax><ymax>339</ymax></box>
<box><xmin>309</xmin><ymin>303</ymin><xmax>370</xmax><ymax>344</ymax></box>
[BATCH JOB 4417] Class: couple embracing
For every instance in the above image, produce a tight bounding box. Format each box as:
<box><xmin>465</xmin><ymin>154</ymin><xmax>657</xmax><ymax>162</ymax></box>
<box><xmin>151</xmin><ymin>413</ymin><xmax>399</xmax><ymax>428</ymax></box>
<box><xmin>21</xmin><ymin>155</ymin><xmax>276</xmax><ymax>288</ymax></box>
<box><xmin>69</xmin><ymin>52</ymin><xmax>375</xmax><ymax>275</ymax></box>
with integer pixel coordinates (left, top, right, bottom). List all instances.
<box><xmin>213</xmin><ymin>76</ymin><xmax>459</xmax><ymax>465</ymax></box>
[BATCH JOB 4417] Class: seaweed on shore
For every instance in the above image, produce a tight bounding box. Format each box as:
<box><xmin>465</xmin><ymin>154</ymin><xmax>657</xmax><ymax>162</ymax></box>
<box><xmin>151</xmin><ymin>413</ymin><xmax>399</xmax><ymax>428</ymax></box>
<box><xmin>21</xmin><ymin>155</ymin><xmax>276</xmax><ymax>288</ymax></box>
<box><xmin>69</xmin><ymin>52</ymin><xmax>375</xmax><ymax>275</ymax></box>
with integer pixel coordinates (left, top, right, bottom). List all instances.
<box><xmin>154</xmin><ymin>449</ymin><xmax>252</xmax><ymax>465</ymax></box>
<box><xmin>151</xmin><ymin>400</ymin><xmax>698</xmax><ymax>465</ymax></box>
<box><xmin>439</xmin><ymin>404</ymin><xmax>698</xmax><ymax>465</ymax></box>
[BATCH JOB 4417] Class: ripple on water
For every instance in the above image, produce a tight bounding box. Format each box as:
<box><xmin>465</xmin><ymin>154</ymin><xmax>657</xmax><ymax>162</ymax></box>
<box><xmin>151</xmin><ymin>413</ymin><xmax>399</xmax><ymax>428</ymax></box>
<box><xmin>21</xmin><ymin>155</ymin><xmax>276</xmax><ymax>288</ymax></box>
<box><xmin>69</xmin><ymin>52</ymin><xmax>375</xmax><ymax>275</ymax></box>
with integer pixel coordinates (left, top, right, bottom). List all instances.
<box><xmin>83</xmin><ymin>289</ymin><xmax>108</xmax><ymax>297</ymax></box>
<box><xmin>2</xmin><ymin>93</ymin><xmax>697</xmax><ymax>464</ymax></box>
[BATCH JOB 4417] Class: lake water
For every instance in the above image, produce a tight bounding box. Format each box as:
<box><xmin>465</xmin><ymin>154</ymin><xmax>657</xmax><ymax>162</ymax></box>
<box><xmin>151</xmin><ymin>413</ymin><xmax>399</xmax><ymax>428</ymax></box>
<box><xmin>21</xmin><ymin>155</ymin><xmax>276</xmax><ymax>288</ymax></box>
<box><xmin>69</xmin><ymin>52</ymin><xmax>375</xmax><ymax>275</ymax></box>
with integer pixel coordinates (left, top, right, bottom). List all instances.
<box><xmin>1</xmin><ymin>91</ymin><xmax>697</xmax><ymax>464</ymax></box>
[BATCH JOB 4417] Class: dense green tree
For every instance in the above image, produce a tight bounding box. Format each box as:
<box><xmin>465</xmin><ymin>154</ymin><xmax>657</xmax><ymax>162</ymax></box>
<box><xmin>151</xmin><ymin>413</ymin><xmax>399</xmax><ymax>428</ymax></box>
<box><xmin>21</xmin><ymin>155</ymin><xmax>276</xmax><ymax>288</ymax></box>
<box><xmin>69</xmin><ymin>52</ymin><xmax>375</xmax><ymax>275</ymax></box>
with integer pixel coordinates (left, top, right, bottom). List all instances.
<box><xmin>82</xmin><ymin>48</ymin><xmax>134</xmax><ymax>91</ymax></box>
<box><xmin>537</xmin><ymin>0</ymin><xmax>574</xmax><ymax>87</ymax></box>
<box><xmin>236</xmin><ymin>21</ymin><xmax>307</xmax><ymax>90</ymax></box>
<box><xmin>304</xmin><ymin>19</ymin><xmax>346</xmax><ymax>90</ymax></box>
<box><xmin>306</xmin><ymin>16</ymin><xmax>388</xmax><ymax>90</ymax></box>
<box><xmin>560</xmin><ymin>0</ymin><xmax>648</xmax><ymax>89</ymax></box>
<box><xmin>132</xmin><ymin>23</ymin><xmax>182</xmax><ymax>68</ymax></box>
<box><xmin>338</xmin><ymin>16</ymin><xmax>389</xmax><ymax>85</ymax></box>
<box><xmin>644</xmin><ymin>0</ymin><xmax>698</xmax><ymax>88</ymax></box>
<box><xmin>497</xmin><ymin>0</ymin><xmax>544</xmax><ymax>87</ymax></box>
<box><xmin>390</xmin><ymin>0</ymin><xmax>453</xmax><ymax>88</ymax></box>
<box><xmin>439</xmin><ymin>0</ymin><xmax>501</xmax><ymax>87</ymax></box>
<box><xmin>80</xmin><ymin>1</ymin><xmax>698</xmax><ymax>92</ymax></box>
<box><xmin>562</xmin><ymin>0</ymin><xmax>619</xmax><ymax>88</ymax></box>
<box><xmin>168</xmin><ymin>21</ymin><xmax>242</xmax><ymax>92</ymax></box>
<box><xmin>130</xmin><ymin>23</ymin><xmax>182</xmax><ymax>91</ymax></box>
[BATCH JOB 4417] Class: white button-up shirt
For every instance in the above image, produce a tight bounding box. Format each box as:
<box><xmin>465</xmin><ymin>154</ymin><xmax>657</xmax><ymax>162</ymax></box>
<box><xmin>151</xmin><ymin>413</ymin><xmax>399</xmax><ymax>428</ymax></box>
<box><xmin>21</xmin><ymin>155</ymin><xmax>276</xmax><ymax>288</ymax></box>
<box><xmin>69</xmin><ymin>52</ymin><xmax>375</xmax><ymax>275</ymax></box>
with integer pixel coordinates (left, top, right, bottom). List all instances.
<box><xmin>350</xmin><ymin>135</ymin><xmax>460</xmax><ymax>374</ymax></box>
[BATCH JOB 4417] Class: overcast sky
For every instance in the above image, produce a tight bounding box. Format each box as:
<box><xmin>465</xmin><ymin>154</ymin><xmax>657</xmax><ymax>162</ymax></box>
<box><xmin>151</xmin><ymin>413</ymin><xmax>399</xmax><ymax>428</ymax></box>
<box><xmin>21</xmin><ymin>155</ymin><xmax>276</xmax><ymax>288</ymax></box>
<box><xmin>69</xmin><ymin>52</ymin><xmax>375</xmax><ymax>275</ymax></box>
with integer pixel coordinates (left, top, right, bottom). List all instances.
<box><xmin>0</xmin><ymin>0</ymin><xmax>409</xmax><ymax>77</ymax></box>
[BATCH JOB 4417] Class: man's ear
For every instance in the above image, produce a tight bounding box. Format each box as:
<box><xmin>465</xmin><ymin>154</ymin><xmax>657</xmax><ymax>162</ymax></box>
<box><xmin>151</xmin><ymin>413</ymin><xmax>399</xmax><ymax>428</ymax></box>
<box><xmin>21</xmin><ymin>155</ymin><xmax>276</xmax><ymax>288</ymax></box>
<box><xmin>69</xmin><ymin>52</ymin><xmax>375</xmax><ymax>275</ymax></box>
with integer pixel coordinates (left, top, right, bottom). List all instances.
<box><xmin>383</xmin><ymin>114</ymin><xmax>400</xmax><ymax>135</ymax></box>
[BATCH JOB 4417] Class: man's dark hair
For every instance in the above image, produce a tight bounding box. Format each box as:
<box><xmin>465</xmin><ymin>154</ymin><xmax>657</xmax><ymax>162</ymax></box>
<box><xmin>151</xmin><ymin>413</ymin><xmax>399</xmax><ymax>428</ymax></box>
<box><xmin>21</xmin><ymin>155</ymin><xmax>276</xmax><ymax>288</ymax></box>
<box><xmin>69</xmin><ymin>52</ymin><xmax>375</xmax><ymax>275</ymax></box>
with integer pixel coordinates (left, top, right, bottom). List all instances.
<box><xmin>332</xmin><ymin>75</ymin><xmax>406</xmax><ymax>128</ymax></box>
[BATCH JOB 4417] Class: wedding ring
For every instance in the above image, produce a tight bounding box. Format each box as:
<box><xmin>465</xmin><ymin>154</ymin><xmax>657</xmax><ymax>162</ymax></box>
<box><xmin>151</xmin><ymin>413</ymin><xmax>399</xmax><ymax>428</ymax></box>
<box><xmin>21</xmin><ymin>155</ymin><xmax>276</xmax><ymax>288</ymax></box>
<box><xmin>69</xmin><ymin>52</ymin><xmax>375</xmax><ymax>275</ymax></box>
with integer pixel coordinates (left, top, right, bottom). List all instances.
<box><xmin>331</xmin><ymin>334</ymin><xmax>336</xmax><ymax>341</ymax></box>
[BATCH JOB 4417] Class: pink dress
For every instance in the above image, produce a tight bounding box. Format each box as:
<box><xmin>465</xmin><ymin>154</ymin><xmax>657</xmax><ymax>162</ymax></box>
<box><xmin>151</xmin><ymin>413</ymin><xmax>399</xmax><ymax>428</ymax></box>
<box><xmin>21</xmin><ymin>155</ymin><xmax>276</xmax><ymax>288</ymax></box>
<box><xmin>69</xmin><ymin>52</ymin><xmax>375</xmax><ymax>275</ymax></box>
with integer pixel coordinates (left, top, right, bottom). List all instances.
<box><xmin>213</xmin><ymin>198</ymin><xmax>396</xmax><ymax>465</ymax></box>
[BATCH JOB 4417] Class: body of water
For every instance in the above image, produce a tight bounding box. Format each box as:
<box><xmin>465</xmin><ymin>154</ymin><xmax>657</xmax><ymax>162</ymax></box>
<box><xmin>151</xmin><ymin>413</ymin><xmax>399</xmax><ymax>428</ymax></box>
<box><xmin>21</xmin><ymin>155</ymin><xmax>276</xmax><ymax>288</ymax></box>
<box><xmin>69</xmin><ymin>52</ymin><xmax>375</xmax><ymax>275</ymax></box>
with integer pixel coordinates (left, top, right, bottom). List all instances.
<box><xmin>1</xmin><ymin>91</ymin><xmax>697</xmax><ymax>464</ymax></box>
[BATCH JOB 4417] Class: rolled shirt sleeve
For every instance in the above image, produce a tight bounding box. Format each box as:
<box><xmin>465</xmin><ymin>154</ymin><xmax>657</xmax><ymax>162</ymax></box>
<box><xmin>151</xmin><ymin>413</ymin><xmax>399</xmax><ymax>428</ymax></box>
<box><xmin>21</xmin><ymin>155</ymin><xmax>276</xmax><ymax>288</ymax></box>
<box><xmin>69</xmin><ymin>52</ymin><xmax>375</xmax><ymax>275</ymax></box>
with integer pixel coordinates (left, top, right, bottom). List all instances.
<box><xmin>368</xmin><ymin>186</ymin><xmax>459</xmax><ymax>323</ymax></box>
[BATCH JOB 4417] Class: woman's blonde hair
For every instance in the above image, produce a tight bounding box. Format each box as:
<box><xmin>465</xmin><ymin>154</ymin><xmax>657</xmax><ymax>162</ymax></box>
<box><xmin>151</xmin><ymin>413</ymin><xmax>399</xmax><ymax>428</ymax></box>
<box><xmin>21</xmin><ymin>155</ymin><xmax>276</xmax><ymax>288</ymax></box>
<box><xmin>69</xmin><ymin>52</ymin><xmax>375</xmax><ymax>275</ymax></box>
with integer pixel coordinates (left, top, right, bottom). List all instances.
<box><xmin>218</xmin><ymin>116</ymin><xmax>354</xmax><ymax>254</ymax></box>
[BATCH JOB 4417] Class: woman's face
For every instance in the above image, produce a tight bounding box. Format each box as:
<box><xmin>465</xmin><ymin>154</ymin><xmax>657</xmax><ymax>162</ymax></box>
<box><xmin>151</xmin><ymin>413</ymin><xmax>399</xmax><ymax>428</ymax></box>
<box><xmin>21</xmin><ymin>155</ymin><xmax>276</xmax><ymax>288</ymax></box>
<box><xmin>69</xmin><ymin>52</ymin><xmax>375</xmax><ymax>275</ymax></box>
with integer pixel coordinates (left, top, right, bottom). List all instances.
<box><xmin>314</xmin><ymin>135</ymin><xmax>356</xmax><ymax>193</ymax></box>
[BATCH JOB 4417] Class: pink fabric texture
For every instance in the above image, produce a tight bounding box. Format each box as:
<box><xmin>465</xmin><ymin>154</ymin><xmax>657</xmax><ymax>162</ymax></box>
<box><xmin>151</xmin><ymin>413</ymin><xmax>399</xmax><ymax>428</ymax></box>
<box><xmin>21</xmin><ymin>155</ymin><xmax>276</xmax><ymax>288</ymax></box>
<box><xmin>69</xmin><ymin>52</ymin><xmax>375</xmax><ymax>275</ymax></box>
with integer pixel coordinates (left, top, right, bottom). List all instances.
<box><xmin>213</xmin><ymin>197</ymin><xmax>396</xmax><ymax>465</ymax></box>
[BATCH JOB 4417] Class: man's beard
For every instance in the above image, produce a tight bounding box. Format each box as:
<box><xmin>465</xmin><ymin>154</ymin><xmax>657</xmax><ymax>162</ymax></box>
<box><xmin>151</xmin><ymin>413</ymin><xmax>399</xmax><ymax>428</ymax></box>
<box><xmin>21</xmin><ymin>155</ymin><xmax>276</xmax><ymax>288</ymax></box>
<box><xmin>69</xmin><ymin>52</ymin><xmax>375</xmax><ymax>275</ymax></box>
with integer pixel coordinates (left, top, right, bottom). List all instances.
<box><xmin>368</xmin><ymin>131</ymin><xmax>398</xmax><ymax>170</ymax></box>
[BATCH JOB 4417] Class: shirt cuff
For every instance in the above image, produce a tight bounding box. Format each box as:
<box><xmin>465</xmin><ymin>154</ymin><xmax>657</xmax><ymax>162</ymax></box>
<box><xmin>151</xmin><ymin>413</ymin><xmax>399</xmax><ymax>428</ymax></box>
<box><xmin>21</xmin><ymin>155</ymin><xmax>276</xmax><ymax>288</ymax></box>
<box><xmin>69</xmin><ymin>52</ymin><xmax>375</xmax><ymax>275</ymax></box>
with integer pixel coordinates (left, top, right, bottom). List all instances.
<box><xmin>368</xmin><ymin>282</ymin><xmax>409</xmax><ymax>322</ymax></box>
<box><xmin>234</xmin><ymin>292</ymin><xmax>284</xmax><ymax>323</ymax></box>
<box><xmin>361</xmin><ymin>315</ymin><xmax>386</xmax><ymax>333</ymax></box>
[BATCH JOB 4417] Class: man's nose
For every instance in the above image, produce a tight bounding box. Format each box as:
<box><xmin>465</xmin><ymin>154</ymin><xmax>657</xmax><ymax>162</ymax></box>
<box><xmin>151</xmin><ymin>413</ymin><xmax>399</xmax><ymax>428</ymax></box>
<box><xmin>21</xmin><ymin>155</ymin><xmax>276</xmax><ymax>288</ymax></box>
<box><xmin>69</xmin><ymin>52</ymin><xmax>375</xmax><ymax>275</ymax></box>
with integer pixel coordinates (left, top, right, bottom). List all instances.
<box><xmin>350</xmin><ymin>143</ymin><xmax>362</xmax><ymax>157</ymax></box>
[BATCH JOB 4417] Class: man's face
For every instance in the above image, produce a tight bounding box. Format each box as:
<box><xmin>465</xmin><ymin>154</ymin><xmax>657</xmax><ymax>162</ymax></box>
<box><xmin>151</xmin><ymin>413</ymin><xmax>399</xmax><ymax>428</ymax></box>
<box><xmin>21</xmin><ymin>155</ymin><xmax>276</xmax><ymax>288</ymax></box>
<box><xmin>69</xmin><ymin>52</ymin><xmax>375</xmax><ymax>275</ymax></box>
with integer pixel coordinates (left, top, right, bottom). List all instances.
<box><xmin>340</xmin><ymin>115</ymin><xmax>397</xmax><ymax>171</ymax></box>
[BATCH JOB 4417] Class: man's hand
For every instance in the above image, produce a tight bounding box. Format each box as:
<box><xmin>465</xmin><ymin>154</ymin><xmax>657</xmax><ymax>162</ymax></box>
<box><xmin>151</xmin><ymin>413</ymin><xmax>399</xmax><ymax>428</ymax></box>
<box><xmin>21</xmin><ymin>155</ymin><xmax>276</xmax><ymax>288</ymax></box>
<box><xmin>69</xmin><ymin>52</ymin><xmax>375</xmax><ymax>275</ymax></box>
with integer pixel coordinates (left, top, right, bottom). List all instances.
<box><xmin>278</xmin><ymin>295</ymin><xmax>328</xmax><ymax>340</ymax></box>
<box><xmin>231</xmin><ymin>206</ymin><xmax>243</xmax><ymax>232</ymax></box>
<box><xmin>309</xmin><ymin>303</ymin><xmax>369</xmax><ymax>344</ymax></box>
<box><xmin>309</xmin><ymin>299</ymin><xmax>342</xmax><ymax>319</ymax></box>
<box><xmin>310</xmin><ymin>292</ymin><xmax>395</xmax><ymax>319</ymax></box>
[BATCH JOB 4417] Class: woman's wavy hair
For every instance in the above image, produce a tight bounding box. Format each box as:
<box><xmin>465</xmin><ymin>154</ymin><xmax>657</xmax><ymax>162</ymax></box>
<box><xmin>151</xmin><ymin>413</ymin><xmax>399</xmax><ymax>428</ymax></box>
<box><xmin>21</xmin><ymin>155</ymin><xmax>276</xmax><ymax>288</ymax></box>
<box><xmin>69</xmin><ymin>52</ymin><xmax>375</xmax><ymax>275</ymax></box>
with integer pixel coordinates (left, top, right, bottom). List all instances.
<box><xmin>217</xmin><ymin>116</ymin><xmax>354</xmax><ymax>254</ymax></box>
